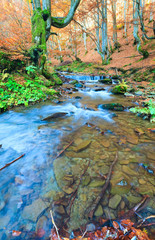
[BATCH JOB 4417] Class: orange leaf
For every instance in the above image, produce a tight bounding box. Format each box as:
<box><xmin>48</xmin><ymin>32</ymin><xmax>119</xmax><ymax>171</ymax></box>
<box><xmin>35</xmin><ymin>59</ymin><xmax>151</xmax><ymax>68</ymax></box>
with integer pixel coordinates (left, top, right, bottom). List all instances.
<box><xmin>113</xmin><ymin>221</ymin><xmax>120</xmax><ymax>229</ymax></box>
<box><xmin>12</xmin><ymin>230</ymin><xmax>21</xmax><ymax>237</ymax></box>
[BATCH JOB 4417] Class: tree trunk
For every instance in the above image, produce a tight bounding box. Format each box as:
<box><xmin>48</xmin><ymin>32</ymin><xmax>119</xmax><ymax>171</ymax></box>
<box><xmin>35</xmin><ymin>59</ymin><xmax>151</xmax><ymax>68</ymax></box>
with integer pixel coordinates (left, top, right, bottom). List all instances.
<box><xmin>30</xmin><ymin>8</ymin><xmax>47</xmax><ymax>72</ymax></box>
<box><xmin>30</xmin><ymin>0</ymin><xmax>81</xmax><ymax>70</ymax></box>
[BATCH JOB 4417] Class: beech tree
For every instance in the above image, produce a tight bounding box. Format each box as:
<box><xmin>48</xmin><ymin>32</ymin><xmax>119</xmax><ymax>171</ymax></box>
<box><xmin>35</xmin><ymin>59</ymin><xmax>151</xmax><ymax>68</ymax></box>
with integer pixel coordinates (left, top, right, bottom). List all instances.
<box><xmin>30</xmin><ymin>0</ymin><xmax>81</xmax><ymax>70</ymax></box>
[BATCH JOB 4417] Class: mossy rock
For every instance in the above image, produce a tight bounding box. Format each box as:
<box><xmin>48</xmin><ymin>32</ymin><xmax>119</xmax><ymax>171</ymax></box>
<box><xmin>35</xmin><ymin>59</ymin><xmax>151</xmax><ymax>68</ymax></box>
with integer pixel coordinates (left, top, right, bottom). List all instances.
<box><xmin>99</xmin><ymin>78</ymin><xmax>112</xmax><ymax>84</ymax></box>
<box><xmin>100</xmin><ymin>103</ymin><xmax>124</xmax><ymax>111</ymax></box>
<box><xmin>112</xmin><ymin>85</ymin><xmax>127</xmax><ymax>94</ymax></box>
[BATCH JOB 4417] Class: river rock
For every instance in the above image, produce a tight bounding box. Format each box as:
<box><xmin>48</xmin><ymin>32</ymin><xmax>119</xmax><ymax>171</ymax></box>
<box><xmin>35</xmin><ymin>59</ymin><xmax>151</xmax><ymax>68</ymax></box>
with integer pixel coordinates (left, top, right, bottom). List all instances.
<box><xmin>124</xmin><ymin>93</ymin><xmax>134</xmax><ymax>97</ymax></box>
<box><xmin>62</xmin><ymin>187</ymin><xmax>74</xmax><ymax>194</ymax></box>
<box><xmin>86</xmin><ymin>223</ymin><xmax>96</xmax><ymax>232</ymax></box>
<box><xmin>36</xmin><ymin>216</ymin><xmax>47</xmax><ymax>233</ymax></box>
<box><xmin>101</xmin><ymin>139</ymin><xmax>110</xmax><ymax>148</ymax></box>
<box><xmin>89</xmin><ymin>179</ymin><xmax>105</xmax><ymax>187</ymax></box>
<box><xmin>75</xmin><ymin>140</ymin><xmax>91</xmax><ymax>152</ymax></box>
<box><xmin>75</xmin><ymin>83</ymin><xmax>83</xmax><ymax>88</ymax></box>
<box><xmin>122</xmin><ymin>166</ymin><xmax>137</xmax><ymax>176</ymax></box>
<box><xmin>127</xmin><ymin>135</ymin><xmax>139</xmax><ymax>145</ymax></box>
<box><xmin>138</xmin><ymin>179</ymin><xmax>146</xmax><ymax>185</ymax></box>
<box><xmin>94</xmin><ymin>205</ymin><xmax>103</xmax><ymax>217</ymax></box>
<box><xmin>82</xmin><ymin>175</ymin><xmax>91</xmax><ymax>186</ymax></box>
<box><xmin>138</xmin><ymin>184</ymin><xmax>154</xmax><ymax>196</ymax></box>
<box><xmin>54</xmin><ymin>205</ymin><xmax>65</xmax><ymax>214</ymax></box>
<box><xmin>135</xmin><ymin>91</ymin><xmax>143</xmax><ymax>96</ymax></box>
<box><xmin>127</xmin><ymin>195</ymin><xmax>142</xmax><ymax>204</ymax></box>
<box><xmin>109</xmin><ymin>195</ymin><xmax>121</xmax><ymax>209</ymax></box>
<box><xmin>22</xmin><ymin>198</ymin><xmax>49</xmax><ymax>222</ymax></box>
<box><xmin>100</xmin><ymin>103</ymin><xmax>124</xmax><ymax>111</ymax></box>
<box><xmin>42</xmin><ymin>112</ymin><xmax>68</xmax><ymax>121</ymax></box>
<box><xmin>43</xmin><ymin>190</ymin><xmax>58</xmax><ymax>200</ymax></box>
<box><xmin>134</xmin><ymin>128</ymin><xmax>144</xmax><ymax>136</ymax></box>
<box><xmin>99</xmin><ymin>78</ymin><xmax>112</xmax><ymax>84</ymax></box>
<box><xmin>94</xmin><ymin>87</ymin><xmax>105</xmax><ymax>91</ymax></box>
<box><xmin>147</xmin><ymin>152</ymin><xmax>155</xmax><ymax>161</ymax></box>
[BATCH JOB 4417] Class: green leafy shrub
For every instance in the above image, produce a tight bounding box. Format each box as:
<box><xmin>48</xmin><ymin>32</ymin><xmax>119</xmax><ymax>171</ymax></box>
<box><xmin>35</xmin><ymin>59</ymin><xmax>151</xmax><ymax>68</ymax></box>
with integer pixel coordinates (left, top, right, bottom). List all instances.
<box><xmin>0</xmin><ymin>75</ymin><xmax>57</xmax><ymax>112</ymax></box>
<box><xmin>130</xmin><ymin>100</ymin><xmax>155</xmax><ymax>122</ymax></box>
<box><xmin>112</xmin><ymin>80</ymin><xmax>128</xmax><ymax>94</ymax></box>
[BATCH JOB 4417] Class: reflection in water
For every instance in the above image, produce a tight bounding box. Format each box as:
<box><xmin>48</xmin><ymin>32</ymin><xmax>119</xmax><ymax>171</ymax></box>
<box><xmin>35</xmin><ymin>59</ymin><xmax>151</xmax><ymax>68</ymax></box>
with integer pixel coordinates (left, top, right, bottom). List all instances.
<box><xmin>0</xmin><ymin>75</ymin><xmax>154</xmax><ymax>239</ymax></box>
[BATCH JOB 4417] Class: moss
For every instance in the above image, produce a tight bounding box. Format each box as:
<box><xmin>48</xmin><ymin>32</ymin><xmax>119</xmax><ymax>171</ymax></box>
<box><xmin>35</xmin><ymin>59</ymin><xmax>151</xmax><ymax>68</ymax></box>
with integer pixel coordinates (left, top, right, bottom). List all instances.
<box><xmin>0</xmin><ymin>51</ymin><xmax>24</xmax><ymax>72</ymax></box>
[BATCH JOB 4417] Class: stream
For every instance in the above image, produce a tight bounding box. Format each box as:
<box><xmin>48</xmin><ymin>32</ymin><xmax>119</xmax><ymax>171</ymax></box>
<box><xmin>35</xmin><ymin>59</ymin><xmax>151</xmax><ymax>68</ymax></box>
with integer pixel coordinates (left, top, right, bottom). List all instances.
<box><xmin>0</xmin><ymin>74</ymin><xmax>155</xmax><ymax>239</ymax></box>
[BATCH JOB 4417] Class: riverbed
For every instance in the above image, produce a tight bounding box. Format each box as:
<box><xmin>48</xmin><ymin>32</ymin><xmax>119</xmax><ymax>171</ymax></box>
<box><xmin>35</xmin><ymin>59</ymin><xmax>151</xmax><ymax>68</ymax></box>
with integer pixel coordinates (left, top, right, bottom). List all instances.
<box><xmin>0</xmin><ymin>74</ymin><xmax>154</xmax><ymax>239</ymax></box>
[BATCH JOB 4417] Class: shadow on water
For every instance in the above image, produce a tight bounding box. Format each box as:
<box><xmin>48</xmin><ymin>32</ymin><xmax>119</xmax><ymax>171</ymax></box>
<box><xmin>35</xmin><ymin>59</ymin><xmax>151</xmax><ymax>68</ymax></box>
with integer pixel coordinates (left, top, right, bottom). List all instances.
<box><xmin>0</xmin><ymin>74</ymin><xmax>154</xmax><ymax>239</ymax></box>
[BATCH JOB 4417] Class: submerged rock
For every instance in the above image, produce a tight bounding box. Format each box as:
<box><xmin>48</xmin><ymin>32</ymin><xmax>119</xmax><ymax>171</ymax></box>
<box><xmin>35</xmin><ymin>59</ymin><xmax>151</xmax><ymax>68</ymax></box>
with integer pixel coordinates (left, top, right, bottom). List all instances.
<box><xmin>99</xmin><ymin>78</ymin><xmax>112</xmax><ymax>84</ymax></box>
<box><xmin>75</xmin><ymin>83</ymin><xmax>83</xmax><ymax>88</ymax></box>
<box><xmin>75</xmin><ymin>140</ymin><xmax>91</xmax><ymax>152</ymax></box>
<box><xmin>89</xmin><ymin>179</ymin><xmax>105</xmax><ymax>187</ymax></box>
<box><xmin>94</xmin><ymin>205</ymin><xmax>103</xmax><ymax>217</ymax></box>
<box><xmin>42</xmin><ymin>112</ymin><xmax>68</xmax><ymax>121</ymax></box>
<box><xmin>22</xmin><ymin>198</ymin><xmax>49</xmax><ymax>222</ymax></box>
<box><xmin>93</xmin><ymin>87</ymin><xmax>105</xmax><ymax>91</ymax></box>
<box><xmin>100</xmin><ymin>103</ymin><xmax>124</xmax><ymax>111</ymax></box>
<box><xmin>109</xmin><ymin>195</ymin><xmax>122</xmax><ymax>209</ymax></box>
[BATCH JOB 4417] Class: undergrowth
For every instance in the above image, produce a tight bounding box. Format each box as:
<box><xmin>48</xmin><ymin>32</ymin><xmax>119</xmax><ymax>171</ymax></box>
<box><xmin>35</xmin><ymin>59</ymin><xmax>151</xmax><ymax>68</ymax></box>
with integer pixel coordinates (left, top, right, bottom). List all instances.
<box><xmin>55</xmin><ymin>61</ymin><xmax>93</xmax><ymax>73</ymax></box>
<box><xmin>130</xmin><ymin>100</ymin><xmax>155</xmax><ymax>122</ymax></box>
<box><xmin>0</xmin><ymin>74</ymin><xmax>58</xmax><ymax>112</ymax></box>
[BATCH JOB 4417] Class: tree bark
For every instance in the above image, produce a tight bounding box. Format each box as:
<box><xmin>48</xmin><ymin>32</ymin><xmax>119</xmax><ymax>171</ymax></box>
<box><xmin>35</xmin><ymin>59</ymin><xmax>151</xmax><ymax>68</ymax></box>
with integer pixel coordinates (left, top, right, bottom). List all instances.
<box><xmin>30</xmin><ymin>0</ymin><xmax>81</xmax><ymax>69</ymax></box>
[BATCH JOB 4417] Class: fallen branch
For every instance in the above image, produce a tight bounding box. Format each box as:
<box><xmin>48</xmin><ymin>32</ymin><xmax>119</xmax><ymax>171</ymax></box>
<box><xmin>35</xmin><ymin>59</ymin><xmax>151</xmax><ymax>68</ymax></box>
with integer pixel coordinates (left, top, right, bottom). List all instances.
<box><xmin>55</xmin><ymin>140</ymin><xmax>74</xmax><ymax>159</ymax></box>
<box><xmin>0</xmin><ymin>154</ymin><xmax>25</xmax><ymax>171</ymax></box>
<box><xmin>50</xmin><ymin>210</ymin><xmax>61</xmax><ymax>240</ymax></box>
<box><xmin>137</xmin><ymin>215</ymin><xmax>155</xmax><ymax>228</ymax></box>
<box><xmin>120</xmin><ymin>195</ymin><xmax>150</xmax><ymax>220</ymax></box>
<box><xmin>88</xmin><ymin>152</ymin><xmax>118</xmax><ymax>219</ymax></box>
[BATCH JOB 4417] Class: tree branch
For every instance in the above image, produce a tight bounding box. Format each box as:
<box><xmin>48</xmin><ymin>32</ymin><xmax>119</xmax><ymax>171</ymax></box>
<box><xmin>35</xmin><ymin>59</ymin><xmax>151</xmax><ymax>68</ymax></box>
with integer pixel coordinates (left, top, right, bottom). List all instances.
<box><xmin>51</xmin><ymin>0</ymin><xmax>81</xmax><ymax>28</ymax></box>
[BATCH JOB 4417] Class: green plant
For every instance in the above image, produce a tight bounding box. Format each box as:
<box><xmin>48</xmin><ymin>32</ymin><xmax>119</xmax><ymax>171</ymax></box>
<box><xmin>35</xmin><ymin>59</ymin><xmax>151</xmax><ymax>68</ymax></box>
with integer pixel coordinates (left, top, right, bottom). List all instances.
<box><xmin>130</xmin><ymin>100</ymin><xmax>155</xmax><ymax>122</ymax></box>
<box><xmin>112</xmin><ymin>79</ymin><xmax>128</xmax><ymax>94</ymax></box>
<box><xmin>26</xmin><ymin>65</ymin><xmax>37</xmax><ymax>75</ymax></box>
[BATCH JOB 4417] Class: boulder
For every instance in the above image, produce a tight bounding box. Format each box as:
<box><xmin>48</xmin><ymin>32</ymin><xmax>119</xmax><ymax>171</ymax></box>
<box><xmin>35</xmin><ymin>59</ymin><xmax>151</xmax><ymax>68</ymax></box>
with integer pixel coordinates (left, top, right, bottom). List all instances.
<box><xmin>99</xmin><ymin>78</ymin><xmax>112</xmax><ymax>84</ymax></box>
<box><xmin>42</xmin><ymin>112</ymin><xmax>68</xmax><ymax>121</ymax></box>
<box><xmin>100</xmin><ymin>103</ymin><xmax>124</xmax><ymax>111</ymax></box>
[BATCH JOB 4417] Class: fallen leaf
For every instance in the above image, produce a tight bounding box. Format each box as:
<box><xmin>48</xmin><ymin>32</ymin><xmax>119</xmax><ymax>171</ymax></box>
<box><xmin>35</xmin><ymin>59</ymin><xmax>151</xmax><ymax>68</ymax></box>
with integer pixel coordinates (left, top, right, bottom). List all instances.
<box><xmin>12</xmin><ymin>230</ymin><xmax>22</xmax><ymax>237</ymax></box>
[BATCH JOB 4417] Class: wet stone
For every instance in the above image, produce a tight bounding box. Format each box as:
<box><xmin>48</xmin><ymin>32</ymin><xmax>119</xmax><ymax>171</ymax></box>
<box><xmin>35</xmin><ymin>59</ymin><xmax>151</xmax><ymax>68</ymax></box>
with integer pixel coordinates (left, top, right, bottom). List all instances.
<box><xmin>82</xmin><ymin>175</ymin><xmax>91</xmax><ymax>186</ymax></box>
<box><xmin>139</xmin><ymin>179</ymin><xmax>146</xmax><ymax>185</ymax></box>
<box><xmin>89</xmin><ymin>180</ymin><xmax>105</xmax><ymax>188</ymax></box>
<box><xmin>127</xmin><ymin>195</ymin><xmax>142</xmax><ymax>204</ymax></box>
<box><xmin>54</xmin><ymin>205</ymin><xmax>65</xmax><ymax>214</ymax></box>
<box><xmin>75</xmin><ymin>140</ymin><xmax>91</xmax><ymax>152</ymax></box>
<box><xmin>22</xmin><ymin>198</ymin><xmax>49</xmax><ymax>222</ymax></box>
<box><xmin>127</xmin><ymin>135</ymin><xmax>139</xmax><ymax>145</ymax></box>
<box><xmin>94</xmin><ymin>205</ymin><xmax>103</xmax><ymax>217</ymax></box>
<box><xmin>109</xmin><ymin>195</ymin><xmax>122</xmax><ymax>209</ymax></box>
<box><xmin>147</xmin><ymin>152</ymin><xmax>155</xmax><ymax>161</ymax></box>
<box><xmin>42</xmin><ymin>112</ymin><xmax>68</xmax><ymax>121</ymax></box>
<box><xmin>122</xmin><ymin>166</ymin><xmax>137</xmax><ymax>176</ymax></box>
<box><xmin>36</xmin><ymin>216</ymin><xmax>47</xmax><ymax>233</ymax></box>
<box><xmin>62</xmin><ymin>187</ymin><xmax>74</xmax><ymax>194</ymax></box>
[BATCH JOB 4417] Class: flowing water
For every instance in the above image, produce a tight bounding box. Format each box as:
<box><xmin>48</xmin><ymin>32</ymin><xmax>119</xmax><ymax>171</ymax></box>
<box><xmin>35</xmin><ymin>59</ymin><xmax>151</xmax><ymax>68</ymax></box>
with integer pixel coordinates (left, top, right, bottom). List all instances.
<box><xmin>0</xmin><ymin>75</ymin><xmax>154</xmax><ymax>239</ymax></box>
